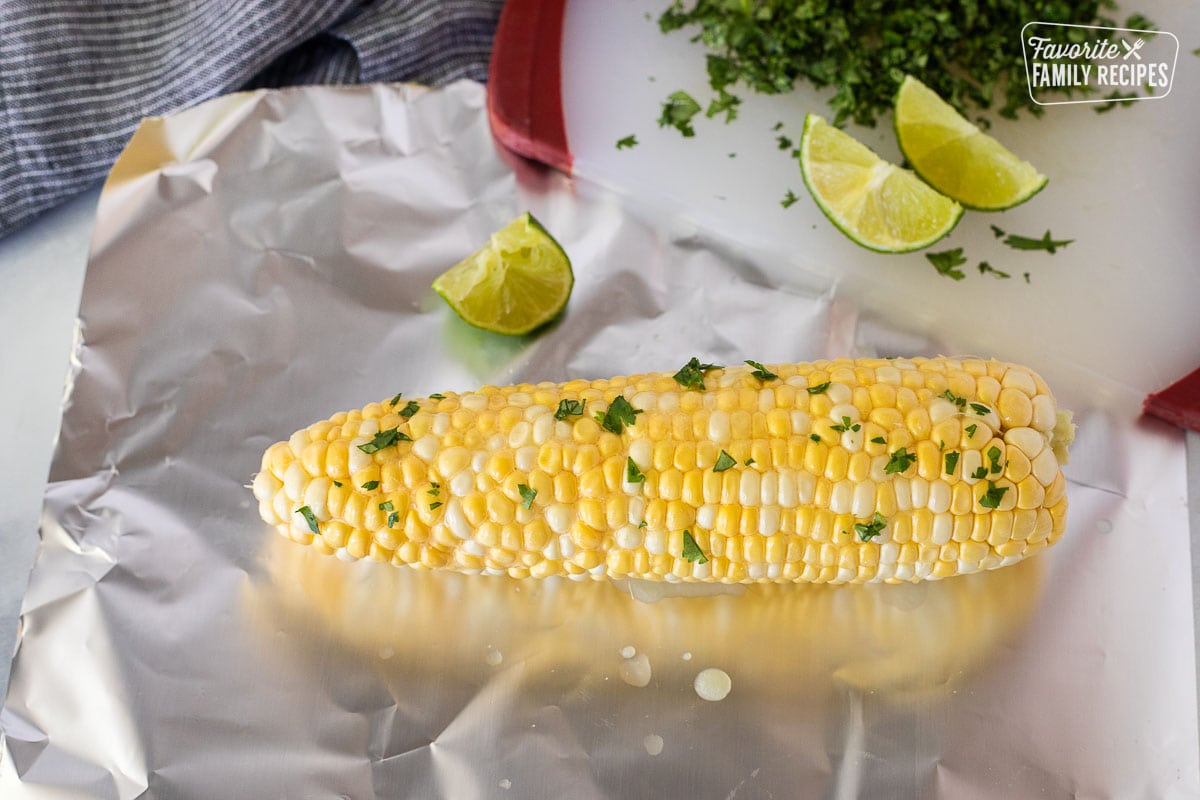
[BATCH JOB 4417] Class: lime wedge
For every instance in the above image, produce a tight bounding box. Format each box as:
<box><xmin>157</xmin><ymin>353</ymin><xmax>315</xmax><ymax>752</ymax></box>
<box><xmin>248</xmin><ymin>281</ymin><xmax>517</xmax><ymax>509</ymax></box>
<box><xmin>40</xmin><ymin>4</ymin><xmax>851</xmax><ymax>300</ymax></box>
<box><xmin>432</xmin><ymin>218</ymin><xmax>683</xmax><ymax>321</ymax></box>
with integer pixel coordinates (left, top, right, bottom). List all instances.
<box><xmin>894</xmin><ymin>76</ymin><xmax>1047</xmax><ymax>211</ymax></box>
<box><xmin>799</xmin><ymin>114</ymin><xmax>963</xmax><ymax>253</ymax></box>
<box><xmin>432</xmin><ymin>213</ymin><xmax>573</xmax><ymax>336</ymax></box>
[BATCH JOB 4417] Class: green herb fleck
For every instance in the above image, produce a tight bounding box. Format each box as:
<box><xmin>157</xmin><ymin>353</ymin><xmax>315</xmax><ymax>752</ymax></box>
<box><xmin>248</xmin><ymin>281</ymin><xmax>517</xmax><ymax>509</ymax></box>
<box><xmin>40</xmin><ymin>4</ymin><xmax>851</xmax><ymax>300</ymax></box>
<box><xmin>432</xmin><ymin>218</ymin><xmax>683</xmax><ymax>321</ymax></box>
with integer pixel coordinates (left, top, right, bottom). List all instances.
<box><xmin>361</xmin><ymin>480</ymin><xmax>380</xmax><ymax>491</ymax></box>
<box><xmin>429</xmin><ymin>393</ymin><xmax>446</xmax><ymax>400</ymax></box>
<box><xmin>807</xmin><ymin>381</ymin><xmax>831</xmax><ymax>395</ymax></box>
<box><xmin>745</xmin><ymin>359</ymin><xmax>778</xmax><ymax>381</ymax></box>
<box><xmin>870</xmin><ymin>436</ymin><xmax>886</xmax><ymax>445</ymax></box>
<box><xmin>639</xmin><ymin>520</ymin><xmax>648</xmax><ymax>528</ymax></box>
<box><xmin>554</xmin><ymin>398</ymin><xmax>585</xmax><ymax>420</ymax></box>
<box><xmin>626</xmin><ymin>457</ymin><xmax>646</xmax><ymax>484</ymax></box>
<box><xmin>398</xmin><ymin>400</ymin><xmax>420</xmax><ymax>418</ymax></box>
<box><xmin>1023</xmin><ymin>272</ymin><xmax>1031</xmax><ymax>284</ymax></box>
<box><xmin>987</xmin><ymin>445</ymin><xmax>1003</xmax><ymax>474</ymax></box>
<box><xmin>517</xmin><ymin>483</ymin><xmax>537</xmax><ymax>509</ymax></box>
<box><xmin>970</xmin><ymin>402</ymin><xmax>990</xmax><ymax>416</ymax></box>
<box><xmin>658</xmin><ymin>90</ymin><xmax>702</xmax><ymax>137</ymax></box>
<box><xmin>990</xmin><ymin>224</ymin><xmax>1006</xmax><ymax>239</ymax></box>
<box><xmin>744</xmin><ymin>458</ymin><xmax>756</xmax><ymax>466</ymax></box>
<box><xmin>942</xmin><ymin>389</ymin><xmax>967</xmax><ymax>410</ymax></box>
<box><xmin>776</xmin><ymin>134</ymin><xmax>793</xmax><ymax>150</ymax></box>
<box><xmin>978</xmin><ymin>261</ymin><xmax>1010</xmax><ymax>279</ymax></box>
<box><xmin>714</xmin><ymin>450</ymin><xmax>737</xmax><ymax>472</ymax></box>
<box><xmin>388</xmin><ymin>392</ymin><xmax>403</xmax><ymax>406</ymax></box>
<box><xmin>616</xmin><ymin>134</ymin><xmax>639</xmax><ymax>150</ymax></box>
<box><xmin>600</xmin><ymin>396</ymin><xmax>643</xmax><ymax>434</ymax></box>
<box><xmin>810</xmin><ymin>433</ymin><xmax>822</xmax><ymax>443</ymax></box>
<box><xmin>295</xmin><ymin>506</ymin><xmax>319</xmax><ymax>533</ymax></box>
<box><xmin>1002</xmin><ymin>230</ymin><xmax>1073</xmax><ymax>254</ymax></box>
<box><xmin>944</xmin><ymin>451</ymin><xmax>960</xmax><ymax>474</ymax></box>
<box><xmin>673</xmin><ymin>357</ymin><xmax>722</xmax><ymax>390</ymax></box>
<box><xmin>927</xmin><ymin>247</ymin><xmax>967</xmax><ymax>281</ymax></box>
<box><xmin>854</xmin><ymin>512</ymin><xmax>887</xmax><ymax>542</ymax></box>
<box><xmin>387</xmin><ymin>512</ymin><xmax>399</xmax><ymax>528</ymax></box>
<box><xmin>358</xmin><ymin>427</ymin><xmax>411</xmax><ymax>453</ymax></box>
<box><xmin>332</xmin><ymin>480</ymin><xmax>343</xmax><ymax>487</ymax></box>
<box><xmin>429</xmin><ymin>501</ymin><xmax>443</xmax><ymax>511</ymax></box>
<box><xmin>781</xmin><ymin>189</ymin><xmax>799</xmax><ymax>208</ymax></box>
<box><xmin>980</xmin><ymin>481</ymin><xmax>1009</xmax><ymax>509</ymax></box>
<box><xmin>830</xmin><ymin>416</ymin><xmax>860</xmax><ymax>433</ymax></box>
<box><xmin>378</xmin><ymin>500</ymin><xmax>394</xmax><ymax>513</ymax></box>
<box><xmin>681</xmin><ymin>530</ymin><xmax>709</xmax><ymax>564</ymax></box>
<box><xmin>427</xmin><ymin>482</ymin><xmax>440</xmax><ymax>496</ymax></box>
<box><xmin>965</xmin><ymin>423</ymin><xmax>978</xmax><ymax>438</ymax></box>
<box><xmin>884</xmin><ymin>448</ymin><xmax>916</xmax><ymax>475</ymax></box>
<box><xmin>971</xmin><ymin>466</ymin><xmax>988</xmax><ymax>480</ymax></box>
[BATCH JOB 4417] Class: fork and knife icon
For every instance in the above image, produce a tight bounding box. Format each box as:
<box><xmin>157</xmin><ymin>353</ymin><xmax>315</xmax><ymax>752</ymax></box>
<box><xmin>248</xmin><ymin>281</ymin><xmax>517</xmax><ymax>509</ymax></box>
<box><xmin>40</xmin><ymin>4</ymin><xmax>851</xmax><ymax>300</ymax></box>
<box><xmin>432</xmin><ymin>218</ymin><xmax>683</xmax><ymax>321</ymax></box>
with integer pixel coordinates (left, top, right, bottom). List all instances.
<box><xmin>1121</xmin><ymin>37</ymin><xmax>1145</xmax><ymax>60</ymax></box>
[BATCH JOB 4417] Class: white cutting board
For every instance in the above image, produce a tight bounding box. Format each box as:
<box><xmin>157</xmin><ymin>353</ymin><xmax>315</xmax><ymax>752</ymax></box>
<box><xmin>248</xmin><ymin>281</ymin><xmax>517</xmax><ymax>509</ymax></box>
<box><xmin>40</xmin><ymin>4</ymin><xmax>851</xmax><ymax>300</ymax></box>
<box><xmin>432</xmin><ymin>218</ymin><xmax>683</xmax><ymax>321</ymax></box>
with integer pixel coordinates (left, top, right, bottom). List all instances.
<box><xmin>560</xmin><ymin>0</ymin><xmax>1200</xmax><ymax>414</ymax></box>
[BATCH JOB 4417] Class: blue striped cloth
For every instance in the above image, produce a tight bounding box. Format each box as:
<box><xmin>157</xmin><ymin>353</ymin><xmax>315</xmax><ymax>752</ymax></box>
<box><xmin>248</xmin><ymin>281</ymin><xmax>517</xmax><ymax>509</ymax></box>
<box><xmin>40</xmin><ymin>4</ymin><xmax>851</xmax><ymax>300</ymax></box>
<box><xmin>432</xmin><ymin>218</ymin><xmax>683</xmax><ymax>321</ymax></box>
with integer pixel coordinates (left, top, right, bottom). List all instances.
<box><xmin>0</xmin><ymin>0</ymin><xmax>504</xmax><ymax>237</ymax></box>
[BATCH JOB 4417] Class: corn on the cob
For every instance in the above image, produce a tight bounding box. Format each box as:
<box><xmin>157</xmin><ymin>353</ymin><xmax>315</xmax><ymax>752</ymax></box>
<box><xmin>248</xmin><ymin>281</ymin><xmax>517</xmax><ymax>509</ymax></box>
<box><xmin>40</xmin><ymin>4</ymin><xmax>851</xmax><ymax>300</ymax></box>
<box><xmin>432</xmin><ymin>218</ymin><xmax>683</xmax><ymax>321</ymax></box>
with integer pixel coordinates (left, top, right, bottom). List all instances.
<box><xmin>252</xmin><ymin>357</ymin><xmax>1073</xmax><ymax>584</ymax></box>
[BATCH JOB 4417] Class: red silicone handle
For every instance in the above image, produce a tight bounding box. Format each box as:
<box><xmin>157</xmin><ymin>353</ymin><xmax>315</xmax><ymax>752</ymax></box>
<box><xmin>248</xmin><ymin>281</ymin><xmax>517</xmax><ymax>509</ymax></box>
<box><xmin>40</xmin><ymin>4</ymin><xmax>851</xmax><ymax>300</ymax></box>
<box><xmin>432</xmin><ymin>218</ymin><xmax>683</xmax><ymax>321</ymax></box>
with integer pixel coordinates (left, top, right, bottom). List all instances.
<box><xmin>487</xmin><ymin>0</ymin><xmax>572</xmax><ymax>172</ymax></box>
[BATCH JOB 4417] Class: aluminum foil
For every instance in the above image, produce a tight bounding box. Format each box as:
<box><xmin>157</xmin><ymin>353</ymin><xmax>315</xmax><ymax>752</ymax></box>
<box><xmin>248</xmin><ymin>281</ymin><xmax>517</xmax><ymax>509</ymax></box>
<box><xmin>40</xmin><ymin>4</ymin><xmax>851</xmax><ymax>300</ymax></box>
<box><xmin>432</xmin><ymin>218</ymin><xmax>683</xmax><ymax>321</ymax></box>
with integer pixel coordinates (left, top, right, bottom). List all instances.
<box><xmin>2</xmin><ymin>81</ymin><xmax>1197</xmax><ymax>797</ymax></box>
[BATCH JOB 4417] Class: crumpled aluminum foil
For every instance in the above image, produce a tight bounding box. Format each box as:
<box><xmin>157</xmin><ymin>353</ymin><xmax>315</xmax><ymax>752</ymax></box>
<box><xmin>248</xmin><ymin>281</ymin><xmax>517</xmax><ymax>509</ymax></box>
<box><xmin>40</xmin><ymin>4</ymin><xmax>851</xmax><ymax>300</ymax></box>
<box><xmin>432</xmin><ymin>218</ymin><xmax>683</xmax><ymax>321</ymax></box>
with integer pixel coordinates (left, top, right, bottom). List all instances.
<box><xmin>1</xmin><ymin>81</ymin><xmax>1196</xmax><ymax>798</ymax></box>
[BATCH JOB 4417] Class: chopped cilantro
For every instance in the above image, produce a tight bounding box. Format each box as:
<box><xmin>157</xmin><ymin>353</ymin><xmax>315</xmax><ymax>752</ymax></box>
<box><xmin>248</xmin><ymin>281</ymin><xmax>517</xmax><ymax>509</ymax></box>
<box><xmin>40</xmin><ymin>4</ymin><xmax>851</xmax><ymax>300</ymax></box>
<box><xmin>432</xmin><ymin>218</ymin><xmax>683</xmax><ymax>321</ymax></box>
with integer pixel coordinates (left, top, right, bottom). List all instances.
<box><xmin>987</xmin><ymin>445</ymin><xmax>1003</xmax><ymax>474</ymax></box>
<box><xmin>965</xmin><ymin>423</ymin><xmax>978</xmax><ymax>438</ymax></box>
<box><xmin>854</xmin><ymin>512</ymin><xmax>887</xmax><ymax>542</ymax></box>
<box><xmin>942</xmin><ymin>389</ymin><xmax>967</xmax><ymax>410</ymax></box>
<box><xmin>830</xmin><ymin>416</ymin><xmax>860</xmax><ymax>433</ymax></box>
<box><xmin>980</xmin><ymin>482</ymin><xmax>1009</xmax><ymax>509</ymax></box>
<box><xmin>810</xmin><ymin>433</ymin><xmax>822</xmax><ymax>443</ymax></box>
<box><xmin>944</xmin><ymin>451</ymin><xmax>960</xmax><ymax>474</ymax></box>
<box><xmin>870</xmin><ymin>436</ymin><xmax>886</xmax><ymax>445</ymax></box>
<box><xmin>970</xmin><ymin>402</ymin><xmax>990</xmax><ymax>416</ymax></box>
<box><xmin>1002</xmin><ymin>230</ymin><xmax>1073</xmax><ymax>253</ymax></box>
<box><xmin>713</xmin><ymin>450</ymin><xmax>737</xmax><ymax>472</ymax></box>
<box><xmin>295</xmin><ymin>506</ymin><xmax>319</xmax><ymax>533</ymax></box>
<box><xmin>971</xmin><ymin>466</ymin><xmax>988</xmax><ymax>480</ymax></box>
<box><xmin>807</xmin><ymin>381</ymin><xmax>831</xmax><ymax>395</ymax></box>
<box><xmin>361</xmin><ymin>480</ymin><xmax>380</xmax><ymax>491</ymax></box>
<box><xmin>600</xmin><ymin>396</ymin><xmax>643</xmax><ymax>434</ymax></box>
<box><xmin>378</xmin><ymin>500</ymin><xmax>394</xmax><ymax>513</ymax></box>
<box><xmin>658</xmin><ymin>90</ymin><xmax>702</xmax><ymax>137</ymax></box>
<box><xmin>776</xmin><ymin>134</ymin><xmax>793</xmax><ymax>150</ymax></box>
<box><xmin>358</xmin><ymin>427</ymin><xmax>411</xmax><ymax>453</ymax></box>
<box><xmin>673</xmin><ymin>357</ymin><xmax>722</xmax><ymax>390</ymax></box>
<box><xmin>978</xmin><ymin>261</ymin><xmax>1010</xmax><ymax>279</ymax></box>
<box><xmin>884</xmin><ymin>448</ymin><xmax>916</xmax><ymax>475</ymax></box>
<box><xmin>388</xmin><ymin>392</ymin><xmax>403</xmax><ymax>406</ymax></box>
<box><xmin>926</xmin><ymin>247</ymin><xmax>967</xmax><ymax>281</ymax></box>
<box><xmin>429</xmin><ymin>393</ymin><xmax>446</xmax><ymax>399</ymax></box>
<box><xmin>781</xmin><ymin>189</ymin><xmax>799</xmax><ymax>208</ymax></box>
<box><xmin>744</xmin><ymin>359</ymin><xmax>778</xmax><ymax>381</ymax></box>
<box><xmin>429</xmin><ymin>501</ymin><xmax>443</xmax><ymax>511</ymax></box>
<box><xmin>744</xmin><ymin>458</ymin><xmax>756</xmax><ymax>466</ymax></box>
<box><xmin>332</xmin><ymin>480</ymin><xmax>343</xmax><ymax>487</ymax></box>
<box><xmin>387</xmin><ymin>512</ymin><xmax>399</xmax><ymax>528</ymax></box>
<box><xmin>554</xmin><ymin>398</ymin><xmax>585</xmax><ymax>420</ymax></box>
<box><xmin>990</xmin><ymin>224</ymin><xmax>1006</xmax><ymax>239</ymax></box>
<box><xmin>681</xmin><ymin>530</ymin><xmax>709</xmax><ymax>563</ymax></box>
<box><xmin>616</xmin><ymin>134</ymin><xmax>639</xmax><ymax>149</ymax></box>
<box><xmin>518</xmin><ymin>483</ymin><xmax>537</xmax><ymax>509</ymax></box>
<box><xmin>626</xmin><ymin>457</ymin><xmax>646</xmax><ymax>484</ymax></box>
<box><xmin>397</xmin><ymin>400</ymin><xmax>420</xmax><ymax>418</ymax></box>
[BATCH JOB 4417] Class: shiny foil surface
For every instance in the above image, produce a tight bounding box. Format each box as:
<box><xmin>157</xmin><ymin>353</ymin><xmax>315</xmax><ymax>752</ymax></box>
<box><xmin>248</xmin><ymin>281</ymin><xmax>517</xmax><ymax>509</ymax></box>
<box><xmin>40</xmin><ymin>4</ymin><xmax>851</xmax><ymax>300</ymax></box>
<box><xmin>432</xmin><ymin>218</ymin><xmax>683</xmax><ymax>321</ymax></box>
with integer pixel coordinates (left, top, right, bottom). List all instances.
<box><xmin>2</xmin><ymin>82</ymin><xmax>1196</xmax><ymax>798</ymax></box>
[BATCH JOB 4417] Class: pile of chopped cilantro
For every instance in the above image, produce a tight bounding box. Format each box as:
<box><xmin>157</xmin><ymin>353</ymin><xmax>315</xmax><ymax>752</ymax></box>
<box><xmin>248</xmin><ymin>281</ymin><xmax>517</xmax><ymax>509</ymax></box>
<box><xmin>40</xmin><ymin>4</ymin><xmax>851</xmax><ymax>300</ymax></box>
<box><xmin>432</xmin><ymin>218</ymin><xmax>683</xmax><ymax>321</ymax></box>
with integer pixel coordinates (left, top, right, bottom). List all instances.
<box><xmin>658</xmin><ymin>0</ymin><xmax>1152</xmax><ymax>128</ymax></box>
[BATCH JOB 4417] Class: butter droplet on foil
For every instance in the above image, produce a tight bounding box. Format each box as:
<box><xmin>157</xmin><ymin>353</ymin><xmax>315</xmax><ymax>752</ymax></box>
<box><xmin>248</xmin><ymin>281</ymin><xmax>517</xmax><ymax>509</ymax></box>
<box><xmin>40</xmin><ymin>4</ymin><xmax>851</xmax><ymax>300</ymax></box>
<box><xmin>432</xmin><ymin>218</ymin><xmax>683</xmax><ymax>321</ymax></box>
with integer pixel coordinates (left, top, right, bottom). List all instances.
<box><xmin>694</xmin><ymin>667</ymin><xmax>732</xmax><ymax>701</ymax></box>
<box><xmin>644</xmin><ymin>734</ymin><xmax>664</xmax><ymax>756</ymax></box>
<box><xmin>498</xmin><ymin>779</ymin><xmax>512</xmax><ymax>790</ymax></box>
<box><xmin>620</xmin><ymin>645</ymin><xmax>636</xmax><ymax>659</ymax></box>
<box><xmin>619</xmin><ymin>653</ymin><xmax>652</xmax><ymax>687</ymax></box>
